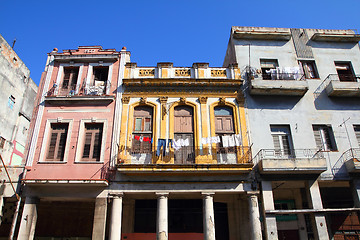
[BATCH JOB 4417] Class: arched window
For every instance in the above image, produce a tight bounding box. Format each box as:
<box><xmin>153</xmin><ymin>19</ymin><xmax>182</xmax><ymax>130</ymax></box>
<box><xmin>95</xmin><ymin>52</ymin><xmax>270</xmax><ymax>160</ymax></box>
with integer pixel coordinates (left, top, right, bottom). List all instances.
<box><xmin>132</xmin><ymin>106</ymin><xmax>153</xmax><ymax>154</ymax></box>
<box><xmin>174</xmin><ymin>105</ymin><xmax>195</xmax><ymax>164</ymax></box>
<box><xmin>214</xmin><ymin>106</ymin><xmax>235</xmax><ymax>155</ymax></box>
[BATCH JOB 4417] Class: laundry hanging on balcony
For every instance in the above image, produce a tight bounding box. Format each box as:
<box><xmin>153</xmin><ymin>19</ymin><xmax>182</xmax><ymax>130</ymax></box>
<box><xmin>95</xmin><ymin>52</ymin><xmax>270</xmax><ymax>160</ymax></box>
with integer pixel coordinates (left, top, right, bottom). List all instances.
<box><xmin>201</xmin><ymin>136</ymin><xmax>221</xmax><ymax>145</ymax></box>
<box><xmin>172</xmin><ymin>138</ymin><xmax>189</xmax><ymax>151</ymax></box>
<box><xmin>133</xmin><ymin>135</ymin><xmax>152</xmax><ymax>143</ymax></box>
<box><xmin>201</xmin><ymin>134</ymin><xmax>242</xmax><ymax>147</ymax></box>
<box><xmin>265</xmin><ymin>67</ymin><xmax>301</xmax><ymax>80</ymax></box>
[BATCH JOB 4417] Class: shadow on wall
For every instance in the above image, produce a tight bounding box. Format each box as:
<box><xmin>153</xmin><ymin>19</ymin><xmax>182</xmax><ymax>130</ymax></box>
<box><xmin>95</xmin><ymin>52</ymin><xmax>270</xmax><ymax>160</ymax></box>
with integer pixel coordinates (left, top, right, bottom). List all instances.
<box><xmin>235</xmin><ymin>39</ymin><xmax>288</xmax><ymax>48</ymax></box>
<box><xmin>314</xmin><ymin>92</ymin><xmax>360</xmax><ymax>111</ymax></box>
<box><xmin>246</xmin><ymin>95</ymin><xmax>303</xmax><ymax>110</ymax></box>
<box><xmin>308</xmin><ymin>41</ymin><xmax>357</xmax><ymax>50</ymax></box>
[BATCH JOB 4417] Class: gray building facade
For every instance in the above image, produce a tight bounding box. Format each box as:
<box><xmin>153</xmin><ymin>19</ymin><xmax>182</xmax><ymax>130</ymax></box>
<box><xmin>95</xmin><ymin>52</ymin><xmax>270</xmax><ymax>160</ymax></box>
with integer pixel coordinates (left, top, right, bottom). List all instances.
<box><xmin>224</xmin><ymin>26</ymin><xmax>360</xmax><ymax>240</ymax></box>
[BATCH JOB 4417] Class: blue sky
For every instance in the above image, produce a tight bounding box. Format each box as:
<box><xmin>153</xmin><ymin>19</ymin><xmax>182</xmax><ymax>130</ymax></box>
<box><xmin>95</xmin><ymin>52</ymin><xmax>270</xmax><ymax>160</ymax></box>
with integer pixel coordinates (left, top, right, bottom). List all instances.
<box><xmin>1</xmin><ymin>0</ymin><xmax>360</xmax><ymax>86</ymax></box>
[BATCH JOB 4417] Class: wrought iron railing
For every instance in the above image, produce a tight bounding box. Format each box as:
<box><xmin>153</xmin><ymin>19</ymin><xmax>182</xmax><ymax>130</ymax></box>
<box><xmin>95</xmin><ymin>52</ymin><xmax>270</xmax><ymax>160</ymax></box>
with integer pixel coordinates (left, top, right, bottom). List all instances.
<box><xmin>117</xmin><ymin>145</ymin><xmax>252</xmax><ymax>165</ymax></box>
<box><xmin>252</xmin><ymin>149</ymin><xmax>324</xmax><ymax>164</ymax></box>
<box><xmin>333</xmin><ymin>148</ymin><xmax>360</xmax><ymax>172</ymax></box>
<box><xmin>46</xmin><ymin>81</ymin><xmax>111</xmax><ymax>97</ymax></box>
<box><xmin>313</xmin><ymin>74</ymin><xmax>360</xmax><ymax>98</ymax></box>
<box><xmin>260</xmin><ymin>72</ymin><xmax>305</xmax><ymax>81</ymax></box>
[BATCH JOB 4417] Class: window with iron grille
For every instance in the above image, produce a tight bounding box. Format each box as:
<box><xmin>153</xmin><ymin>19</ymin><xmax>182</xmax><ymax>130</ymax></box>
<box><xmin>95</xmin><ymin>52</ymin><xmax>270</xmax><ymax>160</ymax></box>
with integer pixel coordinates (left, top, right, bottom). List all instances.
<box><xmin>46</xmin><ymin>123</ymin><xmax>68</xmax><ymax>161</ymax></box>
<box><xmin>81</xmin><ymin>123</ymin><xmax>103</xmax><ymax>162</ymax></box>
<box><xmin>313</xmin><ymin>125</ymin><xmax>337</xmax><ymax>151</ymax></box>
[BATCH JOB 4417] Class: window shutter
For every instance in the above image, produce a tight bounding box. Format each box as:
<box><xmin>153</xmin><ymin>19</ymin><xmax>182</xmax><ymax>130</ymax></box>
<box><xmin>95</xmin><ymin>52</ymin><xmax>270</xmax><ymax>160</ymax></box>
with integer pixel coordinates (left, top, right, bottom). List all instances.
<box><xmin>57</xmin><ymin>132</ymin><xmax>67</xmax><ymax>160</ymax></box>
<box><xmin>82</xmin><ymin>132</ymin><xmax>92</xmax><ymax>158</ymax></box>
<box><xmin>47</xmin><ymin>132</ymin><xmax>58</xmax><ymax>159</ymax></box>
<box><xmin>313</xmin><ymin>128</ymin><xmax>323</xmax><ymax>149</ymax></box>
<box><xmin>272</xmin><ymin>135</ymin><xmax>281</xmax><ymax>150</ymax></box>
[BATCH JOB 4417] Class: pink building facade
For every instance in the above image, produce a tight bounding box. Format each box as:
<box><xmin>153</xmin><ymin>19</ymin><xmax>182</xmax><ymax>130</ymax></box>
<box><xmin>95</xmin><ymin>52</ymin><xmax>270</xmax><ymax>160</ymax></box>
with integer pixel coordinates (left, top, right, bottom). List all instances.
<box><xmin>18</xmin><ymin>46</ymin><xmax>130</xmax><ymax>239</ymax></box>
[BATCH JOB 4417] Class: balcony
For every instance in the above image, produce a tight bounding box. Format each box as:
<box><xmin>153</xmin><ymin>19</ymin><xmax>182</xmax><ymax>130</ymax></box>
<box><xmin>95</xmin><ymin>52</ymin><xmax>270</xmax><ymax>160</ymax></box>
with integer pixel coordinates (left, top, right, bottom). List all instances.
<box><xmin>45</xmin><ymin>83</ymin><xmax>114</xmax><ymax>105</ymax></box>
<box><xmin>314</xmin><ymin>74</ymin><xmax>360</xmax><ymax>98</ymax></box>
<box><xmin>116</xmin><ymin>146</ymin><xmax>253</xmax><ymax>174</ymax></box>
<box><xmin>249</xmin><ymin>72</ymin><xmax>308</xmax><ymax>96</ymax></box>
<box><xmin>343</xmin><ymin>149</ymin><xmax>360</xmax><ymax>173</ymax></box>
<box><xmin>253</xmin><ymin>149</ymin><xmax>327</xmax><ymax>174</ymax></box>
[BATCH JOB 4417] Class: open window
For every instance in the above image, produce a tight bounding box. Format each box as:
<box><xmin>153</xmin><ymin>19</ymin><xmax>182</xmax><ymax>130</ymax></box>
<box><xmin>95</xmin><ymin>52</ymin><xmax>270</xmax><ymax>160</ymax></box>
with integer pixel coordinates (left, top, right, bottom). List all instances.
<box><xmin>335</xmin><ymin>62</ymin><xmax>355</xmax><ymax>82</ymax></box>
<box><xmin>46</xmin><ymin>123</ymin><xmax>68</xmax><ymax>161</ymax></box>
<box><xmin>88</xmin><ymin>67</ymin><xmax>109</xmax><ymax>95</ymax></box>
<box><xmin>60</xmin><ymin>67</ymin><xmax>79</xmax><ymax>95</ymax></box>
<box><xmin>132</xmin><ymin>106</ymin><xmax>153</xmax><ymax>154</ymax></box>
<box><xmin>299</xmin><ymin>60</ymin><xmax>319</xmax><ymax>79</ymax></box>
<box><xmin>260</xmin><ymin>59</ymin><xmax>278</xmax><ymax>80</ymax></box>
<box><xmin>313</xmin><ymin>125</ymin><xmax>337</xmax><ymax>151</ymax></box>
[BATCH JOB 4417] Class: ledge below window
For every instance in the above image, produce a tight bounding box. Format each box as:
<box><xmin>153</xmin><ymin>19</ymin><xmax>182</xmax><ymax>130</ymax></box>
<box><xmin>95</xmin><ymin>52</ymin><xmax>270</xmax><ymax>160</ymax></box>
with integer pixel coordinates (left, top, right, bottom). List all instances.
<box><xmin>45</xmin><ymin>95</ymin><xmax>115</xmax><ymax>105</ymax></box>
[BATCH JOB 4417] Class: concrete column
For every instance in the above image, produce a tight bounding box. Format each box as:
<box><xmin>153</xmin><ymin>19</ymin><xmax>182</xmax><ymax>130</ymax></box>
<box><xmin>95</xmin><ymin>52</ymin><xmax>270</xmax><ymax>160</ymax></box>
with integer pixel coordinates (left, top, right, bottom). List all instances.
<box><xmin>156</xmin><ymin>193</ymin><xmax>169</xmax><ymax>240</ymax></box>
<box><xmin>17</xmin><ymin>197</ymin><xmax>38</xmax><ymax>240</ymax></box>
<box><xmin>109</xmin><ymin>193</ymin><xmax>123</xmax><ymax>240</ymax></box>
<box><xmin>92</xmin><ymin>197</ymin><xmax>107</xmax><ymax>240</ymax></box>
<box><xmin>261</xmin><ymin>181</ymin><xmax>278</xmax><ymax>240</ymax></box>
<box><xmin>202</xmin><ymin>193</ymin><xmax>216</xmax><ymax>240</ymax></box>
<box><xmin>248</xmin><ymin>192</ymin><xmax>262</xmax><ymax>240</ymax></box>
<box><xmin>307</xmin><ymin>180</ymin><xmax>329</xmax><ymax>240</ymax></box>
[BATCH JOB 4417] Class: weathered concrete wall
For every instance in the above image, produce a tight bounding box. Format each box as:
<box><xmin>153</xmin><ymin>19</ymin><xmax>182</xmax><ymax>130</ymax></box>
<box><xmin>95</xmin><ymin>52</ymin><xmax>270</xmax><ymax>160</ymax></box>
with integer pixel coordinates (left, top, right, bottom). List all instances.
<box><xmin>0</xmin><ymin>34</ymin><xmax>37</xmax><ymax>167</ymax></box>
<box><xmin>227</xmin><ymin>27</ymin><xmax>360</xmax><ymax>179</ymax></box>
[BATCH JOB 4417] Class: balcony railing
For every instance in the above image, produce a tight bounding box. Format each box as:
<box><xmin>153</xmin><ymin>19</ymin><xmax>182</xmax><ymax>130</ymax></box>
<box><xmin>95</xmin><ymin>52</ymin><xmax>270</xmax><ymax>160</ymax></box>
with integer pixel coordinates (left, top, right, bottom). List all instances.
<box><xmin>117</xmin><ymin>145</ymin><xmax>252</xmax><ymax>165</ymax></box>
<box><xmin>46</xmin><ymin>82</ymin><xmax>110</xmax><ymax>97</ymax></box>
<box><xmin>333</xmin><ymin>148</ymin><xmax>360</xmax><ymax>176</ymax></box>
<box><xmin>252</xmin><ymin>148</ymin><xmax>324</xmax><ymax>164</ymax></box>
<box><xmin>260</xmin><ymin>72</ymin><xmax>305</xmax><ymax>81</ymax></box>
<box><xmin>314</xmin><ymin>74</ymin><xmax>360</xmax><ymax>98</ymax></box>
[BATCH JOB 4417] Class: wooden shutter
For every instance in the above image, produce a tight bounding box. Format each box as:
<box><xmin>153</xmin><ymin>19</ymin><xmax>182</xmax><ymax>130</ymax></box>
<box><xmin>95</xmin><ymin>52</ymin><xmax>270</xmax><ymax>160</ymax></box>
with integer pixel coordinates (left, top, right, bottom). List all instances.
<box><xmin>46</xmin><ymin>123</ymin><xmax>68</xmax><ymax>161</ymax></box>
<box><xmin>82</xmin><ymin>123</ymin><xmax>103</xmax><ymax>161</ymax></box>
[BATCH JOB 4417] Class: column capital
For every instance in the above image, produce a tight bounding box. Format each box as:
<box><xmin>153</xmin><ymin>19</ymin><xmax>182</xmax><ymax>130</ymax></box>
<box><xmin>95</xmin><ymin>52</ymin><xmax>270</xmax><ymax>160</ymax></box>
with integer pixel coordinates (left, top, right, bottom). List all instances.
<box><xmin>159</xmin><ymin>96</ymin><xmax>168</xmax><ymax>104</ymax></box>
<box><xmin>155</xmin><ymin>192</ymin><xmax>169</xmax><ymax>197</ymax></box>
<box><xmin>108</xmin><ymin>192</ymin><xmax>123</xmax><ymax>199</ymax></box>
<box><xmin>198</xmin><ymin>96</ymin><xmax>208</xmax><ymax>104</ymax></box>
<box><xmin>122</xmin><ymin>96</ymin><xmax>130</xmax><ymax>104</ymax></box>
<box><xmin>201</xmin><ymin>192</ymin><xmax>215</xmax><ymax>198</ymax></box>
<box><xmin>247</xmin><ymin>191</ymin><xmax>260</xmax><ymax>196</ymax></box>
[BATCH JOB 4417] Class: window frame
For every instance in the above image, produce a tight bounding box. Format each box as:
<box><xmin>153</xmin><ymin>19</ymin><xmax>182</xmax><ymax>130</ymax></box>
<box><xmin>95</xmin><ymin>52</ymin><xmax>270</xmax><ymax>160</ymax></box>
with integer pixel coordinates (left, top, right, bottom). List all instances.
<box><xmin>270</xmin><ymin>125</ymin><xmax>293</xmax><ymax>156</ymax></box>
<box><xmin>299</xmin><ymin>60</ymin><xmax>319</xmax><ymax>79</ymax></box>
<box><xmin>55</xmin><ymin>63</ymin><xmax>84</xmax><ymax>95</ymax></box>
<box><xmin>312</xmin><ymin>125</ymin><xmax>337</xmax><ymax>151</ymax></box>
<box><xmin>81</xmin><ymin>123</ymin><xmax>103</xmax><ymax>162</ymax></box>
<box><xmin>39</xmin><ymin>119</ymin><xmax>73</xmax><ymax>163</ymax></box>
<box><xmin>334</xmin><ymin>62</ymin><xmax>356</xmax><ymax>82</ymax></box>
<box><xmin>75</xmin><ymin>119</ymin><xmax>107</xmax><ymax>163</ymax></box>
<box><xmin>85</xmin><ymin>63</ymin><xmax>113</xmax><ymax>95</ymax></box>
<box><xmin>132</xmin><ymin>106</ymin><xmax>153</xmax><ymax>154</ymax></box>
<box><xmin>260</xmin><ymin>59</ymin><xmax>279</xmax><ymax>80</ymax></box>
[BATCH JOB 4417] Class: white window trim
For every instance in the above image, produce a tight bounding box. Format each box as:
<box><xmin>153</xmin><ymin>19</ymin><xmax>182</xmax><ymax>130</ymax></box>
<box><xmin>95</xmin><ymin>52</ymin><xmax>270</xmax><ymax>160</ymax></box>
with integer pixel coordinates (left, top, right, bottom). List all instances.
<box><xmin>38</xmin><ymin>119</ymin><xmax>73</xmax><ymax>163</ymax></box>
<box><xmin>75</xmin><ymin>119</ymin><xmax>107</xmax><ymax>163</ymax></box>
<box><xmin>55</xmin><ymin>63</ymin><xmax>84</xmax><ymax>95</ymax></box>
<box><xmin>86</xmin><ymin>63</ymin><xmax>113</xmax><ymax>95</ymax></box>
